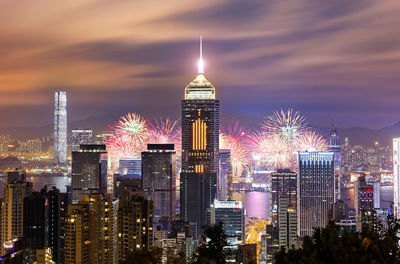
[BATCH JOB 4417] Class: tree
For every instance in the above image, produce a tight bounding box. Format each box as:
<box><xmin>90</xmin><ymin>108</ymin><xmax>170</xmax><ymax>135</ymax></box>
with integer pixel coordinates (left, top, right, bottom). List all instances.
<box><xmin>190</xmin><ymin>222</ymin><xmax>233</xmax><ymax>264</ymax></box>
<box><xmin>120</xmin><ymin>247</ymin><xmax>162</xmax><ymax>264</ymax></box>
<box><xmin>275</xmin><ymin>217</ymin><xmax>400</xmax><ymax>264</ymax></box>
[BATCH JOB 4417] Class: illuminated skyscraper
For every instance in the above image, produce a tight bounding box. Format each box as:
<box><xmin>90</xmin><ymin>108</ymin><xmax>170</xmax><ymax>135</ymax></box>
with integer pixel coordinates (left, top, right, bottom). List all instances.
<box><xmin>393</xmin><ymin>138</ymin><xmax>400</xmax><ymax>218</ymax></box>
<box><xmin>180</xmin><ymin>38</ymin><xmax>219</xmax><ymax>234</ymax></box>
<box><xmin>329</xmin><ymin>128</ymin><xmax>341</xmax><ymax>202</ymax></box>
<box><xmin>71</xmin><ymin>129</ymin><xmax>93</xmax><ymax>152</ymax></box>
<box><xmin>0</xmin><ymin>170</ymin><xmax>32</xmax><ymax>255</ymax></box>
<box><xmin>54</xmin><ymin>91</ymin><xmax>67</xmax><ymax>166</ymax></box>
<box><xmin>298</xmin><ymin>152</ymin><xmax>334</xmax><ymax>237</ymax></box>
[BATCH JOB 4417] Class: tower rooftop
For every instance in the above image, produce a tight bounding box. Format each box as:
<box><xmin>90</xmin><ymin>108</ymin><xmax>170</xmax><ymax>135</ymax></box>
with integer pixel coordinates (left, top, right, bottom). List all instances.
<box><xmin>184</xmin><ymin>73</ymin><xmax>216</xmax><ymax>100</ymax></box>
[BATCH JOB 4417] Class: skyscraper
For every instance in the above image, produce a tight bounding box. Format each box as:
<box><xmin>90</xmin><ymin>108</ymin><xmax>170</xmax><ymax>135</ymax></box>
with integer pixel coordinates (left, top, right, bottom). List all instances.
<box><xmin>329</xmin><ymin>128</ymin><xmax>341</xmax><ymax>202</ymax></box>
<box><xmin>0</xmin><ymin>170</ymin><xmax>32</xmax><ymax>255</ymax></box>
<box><xmin>64</xmin><ymin>194</ymin><xmax>118</xmax><ymax>264</ymax></box>
<box><xmin>210</xmin><ymin>200</ymin><xmax>245</xmax><ymax>247</ymax></box>
<box><xmin>219</xmin><ymin>149</ymin><xmax>232</xmax><ymax>200</ymax></box>
<box><xmin>354</xmin><ymin>175</ymin><xmax>376</xmax><ymax>231</ymax></box>
<box><xmin>180</xmin><ymin>38</ymin><xmax>219</xmax><ymax>234</ymax></box>
<box><xmin>394</xmin><ymin>138</ymin><xmax>400</xmax><ymax>218</ymax></box>
<box><xmin>44</xmin><ymin>187</ymin><xmax>68</xmax><ymax>264</ymax></box>
<box><xmin>142</xmin><ymin>144</ymin><xmax>176</xmax><ymax>230</ymax></box>
<box><xmin>23</xmin><ymin>192</ymin><xmax>46</xmax><ymax>261</ymax></box>
<box><xmin>54</xmin><ymin>91</ymin><xmax>67</xmax><ymax>167</ymax></box>
<box><xmin>270</xmin><ymin>169</ymin><xmax>297</xmax><ymax>225</ymax></box>
<box><xmin>71</xmin><ymin>144</ymin><xmax>107</xmax><ymax>202</ymax></box>
<box><xmin>298</xmin><ymin>152</ymin><xmax>334</xmax><ymax>237</ymax></box>
<box><xmin>71</xmin><ymin>129</ymin><xmax>93</xmax><ymax>152</ymax></box>
<box><xmin>118</xmin><ymin>190</ymin><xmax>153</xmax><ymax>261</ymax></box>
<box><xmin>118</xmin><ymin>158</ymin><xmax>141</xmax><ymax>179</ymax></box>
<box><xmin>278</xmin><ymin>197</ymin><xmax>297</xmax><ymax>249</ymax></box>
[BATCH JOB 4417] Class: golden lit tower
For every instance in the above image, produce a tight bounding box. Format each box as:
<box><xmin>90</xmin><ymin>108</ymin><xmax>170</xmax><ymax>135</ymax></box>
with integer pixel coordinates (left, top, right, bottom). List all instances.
<box><xmin>180</xmin><ymin>37</ymin><xmax>219</xmax><ymax>235</ymax></box>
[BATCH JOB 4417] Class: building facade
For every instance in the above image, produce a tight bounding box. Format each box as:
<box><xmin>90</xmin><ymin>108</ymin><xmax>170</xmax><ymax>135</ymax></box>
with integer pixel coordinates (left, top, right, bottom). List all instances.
<box><xmin>329</xmin><ymin>128</ymin><xmax>342</xmax><ymax>202</ymax></box>
<box><xmin>71</xmin><ymin>144</ymin><xmax>107</xmax><ymax>202</ymax></box>
<box><xmin>71</xmin><ymin>129</ymin><xmax>94</xmax><ymax>152</ymax></box>
<box><xmin>142</xmin><ymin>144</ymin><xmax>176</xmax><ymax>230</ymax></box>
<box><xmin>298</xmin><ymin>152</ymin><xmax>334</xmax><ymax>237</ymax></box>
<box><xmin>210</xmin><ymin>200</ymin><xmax>245</xmax><ymax>247</ymax></box>
<box><xmin>118</xmin><ymin>190</ymin><xmax>153</xmax><ymax>261</ymax></box>
<box><xmin>0</xmin><ymin>170</ymin><xmax>32</xmax><ymax>256</ymax></box>
<box><xmin>54</xmin><ymin>91</ymin><xmax>67</xmax><ymax>166</ymax></box>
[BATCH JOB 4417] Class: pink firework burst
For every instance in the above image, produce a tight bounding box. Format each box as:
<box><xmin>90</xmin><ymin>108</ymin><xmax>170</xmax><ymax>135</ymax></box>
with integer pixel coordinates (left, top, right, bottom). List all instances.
<box><xmin>295</xmin><ymin>130</ymin><xmax>329</xmax><ymax>152</ymax></box>
<box><xmin>220</xmin><ymin>118</ymin><xmax>249</xmax><ymax>176</ymax></box>
<box><xmin>148</xmin><ymin>118</ymin><xmax>181</xmax><ymax>145</ymax></box>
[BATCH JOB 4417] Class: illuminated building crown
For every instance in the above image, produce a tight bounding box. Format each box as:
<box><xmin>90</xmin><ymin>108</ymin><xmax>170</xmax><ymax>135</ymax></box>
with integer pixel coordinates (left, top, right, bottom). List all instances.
<box><xmin>185</xmin><ymin>73</ymin><xmax>215</xmax><ymax>100</ymax></box>
<box><xmin>184</xmin><ymin>36</ymin><xmax>216</xmax><ymax>100</ymax></box>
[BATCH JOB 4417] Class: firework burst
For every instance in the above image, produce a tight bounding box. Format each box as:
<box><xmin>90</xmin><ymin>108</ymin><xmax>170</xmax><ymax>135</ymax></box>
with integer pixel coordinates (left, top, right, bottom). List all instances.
<box><xmin>112</xmin><ymin>113</ymin><xmax>149</xmax><ymax>145</ymax></box>
<box><xmin>106</xmin><ymin>113</ymin><xmax>150</xmax><ymax>171</ymax></box>
<box><xmin>220</xmin><ymin>118</ymin><xmax>249</xmax><ymax>177</ymax></box>
<box><xmin>295</xmin><ymin>130</ymin><xmax>329</xmax><ymax>152</ymax></box>
<box><xmin>263</xmin><ymin>109</ymin><xmax>307</xmax><ymax>143</ymax></box>
<box><xmin>247</xmin><ymin>131</ymin><xmax>291</xmax><ymax>169</ymax></box>
<box><xmin>148</xmin><ymin>118</ymin><xmax>180</xmax><ymax>144</ymax></box>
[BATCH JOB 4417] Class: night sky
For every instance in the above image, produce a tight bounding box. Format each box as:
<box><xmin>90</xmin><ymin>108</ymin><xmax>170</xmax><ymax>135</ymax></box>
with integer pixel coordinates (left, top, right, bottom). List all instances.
<box><xmin>1</xmin><ymin>1</ymin><xmax>399</xmax><ymax>129</ymax></box>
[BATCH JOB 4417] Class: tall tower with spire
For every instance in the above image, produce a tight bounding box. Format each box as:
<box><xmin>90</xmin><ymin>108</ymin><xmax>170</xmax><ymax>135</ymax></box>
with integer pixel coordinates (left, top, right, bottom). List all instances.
<box><xmin>329</xmin><ymin>127</ymin><xmax>341</xmax><ymax>202</ymax></box>
<box><xmin>180</xmin><ymin>37</ymin><xmax>219</xmax><ymax>236</ymax></box>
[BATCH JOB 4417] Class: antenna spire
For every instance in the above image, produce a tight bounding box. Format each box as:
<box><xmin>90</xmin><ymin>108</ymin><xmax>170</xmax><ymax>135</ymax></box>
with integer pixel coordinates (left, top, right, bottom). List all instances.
<box><xmin>198</xmin><ymin>36</ymin><xmax>204</xmax><ymax>73</ymax></box>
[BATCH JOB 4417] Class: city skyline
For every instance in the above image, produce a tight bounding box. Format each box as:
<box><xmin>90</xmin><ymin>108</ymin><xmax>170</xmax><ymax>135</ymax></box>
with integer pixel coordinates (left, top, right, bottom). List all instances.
<box><xmin>1</xmin><ymin>1</ymin><xmax>400</xmax><ymax>129</ymax></box>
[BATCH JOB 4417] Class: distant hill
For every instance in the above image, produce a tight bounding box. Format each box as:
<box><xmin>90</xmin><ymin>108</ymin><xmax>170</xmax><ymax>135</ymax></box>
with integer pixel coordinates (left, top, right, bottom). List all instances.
<box><xmin>315</xmin><ymin>122</ymin><xmax>400</xmax><ymax>147</ymax></box>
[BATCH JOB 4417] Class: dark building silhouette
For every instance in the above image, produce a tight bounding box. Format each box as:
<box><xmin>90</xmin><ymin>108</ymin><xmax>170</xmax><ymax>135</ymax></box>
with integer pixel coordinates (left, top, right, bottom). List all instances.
<box><xmin>71</xmin><ymin>144</ymin><xmax>107</xmax><ymax>201</ymax></box>
<box><xmin>142</xmin><ymin>144</ymin><xmax>176</xmax><ymax>230</ymax></box>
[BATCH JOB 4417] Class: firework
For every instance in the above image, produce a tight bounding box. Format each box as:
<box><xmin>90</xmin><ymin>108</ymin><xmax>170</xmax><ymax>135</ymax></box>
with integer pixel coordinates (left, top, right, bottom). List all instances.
<box><xmin>148</xmin><ymin>118</ymin><xmax>180</xmax><ymax>144</ymax></box>
<box><xmin>220</xmin><ymin>132</ymin><xmax>249</xmax><ymax>176</ymax></box>
<box><xmin>220</xmin><ymin>118</ymin><xmax>249</xmax><ymax>177</ymax></box>
<box><xmin>295</xmin><ymin>130</ymin><xmax>329</xmax><ymax>152</ymax></box>
<box><xmin>112</xmin><ymin>113</ymin><xmax>149</xmax><ymax>145</ymax></box>
<box><xmin>247</xmin><ymin>131</ymin><xmax>291</xmax><ymax>169</ymax></box>
<box><xmin>105</xmin><ymin>113</ymin><xmax>150</xmax><ymax>171</ymax></box>
<box><xmin>263</xmin><ymin>109</ymin><xmax>307</xmax><ymax>142</ymax></box>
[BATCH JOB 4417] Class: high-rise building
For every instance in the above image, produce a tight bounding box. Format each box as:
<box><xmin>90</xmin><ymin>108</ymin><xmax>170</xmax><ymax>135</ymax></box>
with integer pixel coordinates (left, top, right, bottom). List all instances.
<box><xmin>118</xmin><ymin>158</ymin><xmax>141</xmax><ymax>179</ymax></box>
<box><xmin>210</xmin><ymin>200</ymin><xmax>245</xmax><ymax>247</ymax></box>
<box><xmin>219</xmin><ymin>149</ymin><xmax>232</xmax><ymax>200</ymax></box>
<box><xmin>118</xmin><ymin>190</ymin><xmax>153</xmax><ymax>261</ymax></box>
<box><xmin>71</xmin><ymin>129</ymin><xmax>94</xmax><ymax>152</ymax></box>
<box><xmin>329</xmin><ymin>128</ymin><xmax>342</xmax><ymax>202</ymax></box>
<box><xmin>180</xmin><ymin>39</ymin><xmax>219</xmax><ymax>234</ymax></box>
<box><xmin>270</xmin><ymin>169</ymin><xmax>297</xmax><ymax>225</ymax></box>
<box><xmin>354</xmin><ymin>175</ymin><xmax>376</xmax><ymax>231</ymax></box>
<box><xmin>71</xmin><ymin>144</ymin><xmax>107</xmax><ymax>202</ymax></box>
<box><xmin>0</xmin><ymin>170</ymin><xmax>32</xmax><ymax>255</ymax></box>
<box><xmin>298</xmin><ymin>152</ymin><xmax>334</xmax><ymax>237</ymax></box>
<box><xmin>44</xmin><ymin>187</ymin><xmax>68</xmax><ymax>264</ymax></box>
<box><xmin>142</xmin><ymin>144</ymin><xmax>176</xmax><ymax>230</ymax></box>
<box><xmin>64</xmin><ymin>202</ymin><xmax>91</xmax><ymax>264</ymax></box>
<box><xmin>54</xmin><ymin>91</ymin><xmax>67</xmax><ymax>166</ymax></box>
<box><xmin>278</xmin><ymin>197</ymin><xmax>297</xmax><ymax>249</ymax></box>
<box><xmin>23</xmin><ymin>192</ymin><xmax>46</xmax><ymax>260</ymax></box>
<box><xmin>393</xmin><ymin>138</ymin><xmax>400</xmax><ymax>218</ymax></box>
<box><xmin>64</xmin><ymin>194</ymin><xmax>118</xmax><ymax>264</ymax></box>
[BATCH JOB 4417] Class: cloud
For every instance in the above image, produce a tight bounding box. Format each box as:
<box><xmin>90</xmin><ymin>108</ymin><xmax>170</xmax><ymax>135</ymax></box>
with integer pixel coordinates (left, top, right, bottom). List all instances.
<box><xmin>0</xmin><ymin>0</ymin><xmax>399</xmax><ymax>129</ymax></box>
